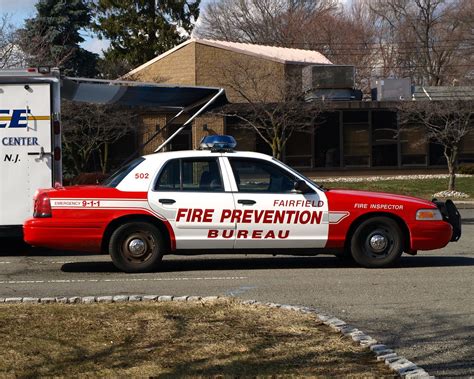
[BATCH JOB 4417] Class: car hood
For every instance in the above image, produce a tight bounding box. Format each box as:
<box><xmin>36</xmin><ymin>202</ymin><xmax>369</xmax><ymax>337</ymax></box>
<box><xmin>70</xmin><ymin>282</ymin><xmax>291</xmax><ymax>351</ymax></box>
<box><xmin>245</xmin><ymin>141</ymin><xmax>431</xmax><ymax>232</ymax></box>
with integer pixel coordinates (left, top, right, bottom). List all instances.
<box><xmin>326</xmin><ymin>189</ymin><xmax>436</xmax><ymax>208</ymax></box>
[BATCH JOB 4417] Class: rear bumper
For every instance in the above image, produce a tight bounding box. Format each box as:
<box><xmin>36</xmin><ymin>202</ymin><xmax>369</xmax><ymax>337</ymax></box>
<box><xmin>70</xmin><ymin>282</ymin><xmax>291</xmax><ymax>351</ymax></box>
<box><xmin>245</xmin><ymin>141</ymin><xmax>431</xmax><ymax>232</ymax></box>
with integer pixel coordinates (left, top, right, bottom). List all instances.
<box><xmin>23</xmin><ymin>219</ymin><xmax>103</xmax><ymax>253</ymax></box>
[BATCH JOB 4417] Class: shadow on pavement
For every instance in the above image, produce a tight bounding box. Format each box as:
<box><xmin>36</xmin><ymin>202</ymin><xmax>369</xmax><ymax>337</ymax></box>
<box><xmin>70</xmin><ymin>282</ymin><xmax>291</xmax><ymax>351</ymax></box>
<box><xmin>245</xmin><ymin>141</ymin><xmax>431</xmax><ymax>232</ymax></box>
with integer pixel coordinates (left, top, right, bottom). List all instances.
<box><xmin>61</xmin><ymin>254</ymin><xmax>474</xmax><ymax>273</ymax></box>
<box><xmin>0</xmin><ymin>238</ymin><xmax>98</xmax><ymax>257</ymax></box>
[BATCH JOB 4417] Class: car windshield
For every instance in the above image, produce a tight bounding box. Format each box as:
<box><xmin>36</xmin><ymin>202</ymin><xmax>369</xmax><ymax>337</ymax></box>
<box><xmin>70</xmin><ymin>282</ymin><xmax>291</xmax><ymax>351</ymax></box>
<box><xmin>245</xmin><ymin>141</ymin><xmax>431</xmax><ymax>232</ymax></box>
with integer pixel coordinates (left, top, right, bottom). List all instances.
<box><xmin>103</xmin><ymin>158</ymin><xmax>145</xmax><ymax>188</ymax></box>
<box><xmin>271</xmin><ymin>158</ymin><xmax>325</xmax><ymax>191</ymax></box>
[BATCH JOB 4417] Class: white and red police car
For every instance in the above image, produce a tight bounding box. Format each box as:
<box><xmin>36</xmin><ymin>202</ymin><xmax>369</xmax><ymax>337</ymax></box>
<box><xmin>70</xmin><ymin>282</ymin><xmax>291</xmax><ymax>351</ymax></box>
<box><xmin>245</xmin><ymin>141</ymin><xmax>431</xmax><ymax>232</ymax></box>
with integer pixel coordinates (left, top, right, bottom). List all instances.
<box><xmin>24</xmin><ymin>135</ymin><xmax>461</xmax><ymax>272</ymax></box>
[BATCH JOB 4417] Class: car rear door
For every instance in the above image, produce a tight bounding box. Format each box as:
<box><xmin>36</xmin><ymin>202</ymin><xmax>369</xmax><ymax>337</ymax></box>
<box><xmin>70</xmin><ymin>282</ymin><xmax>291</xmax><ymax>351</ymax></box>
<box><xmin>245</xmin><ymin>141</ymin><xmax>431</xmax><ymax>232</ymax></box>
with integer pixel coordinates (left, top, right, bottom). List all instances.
<box><xmin>224</xmin><ymin>157</ymin><xmax>329</xmax><ymax>249</ymax></box>
<box><xmin>148</xmin><ymin>156</ymin><xmax>236</xmax><ymax>249</ymax></box>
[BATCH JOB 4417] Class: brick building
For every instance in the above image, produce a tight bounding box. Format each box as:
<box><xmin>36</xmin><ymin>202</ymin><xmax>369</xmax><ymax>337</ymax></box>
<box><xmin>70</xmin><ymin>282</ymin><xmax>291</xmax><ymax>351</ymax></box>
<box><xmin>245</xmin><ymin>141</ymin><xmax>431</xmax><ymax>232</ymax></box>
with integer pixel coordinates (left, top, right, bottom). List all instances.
<box><xmin>124</xmin><ymin>38</ymin><xmax>332</xmax><ymax>155</ymax></box>
<box><xmin>125</xmin><ymin>38</ymin><xmax>474</xmax><ymax>172</ymax></box>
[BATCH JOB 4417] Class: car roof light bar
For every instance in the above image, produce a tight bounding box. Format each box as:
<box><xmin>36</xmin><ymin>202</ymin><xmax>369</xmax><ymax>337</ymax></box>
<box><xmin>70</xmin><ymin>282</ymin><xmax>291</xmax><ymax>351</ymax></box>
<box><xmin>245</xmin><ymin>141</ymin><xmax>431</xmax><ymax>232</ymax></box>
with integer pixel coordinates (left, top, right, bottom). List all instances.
<box><xmin>200</xmin><ymin>135</ymin><xmax>237</xmax><ymax>152</ymax></box>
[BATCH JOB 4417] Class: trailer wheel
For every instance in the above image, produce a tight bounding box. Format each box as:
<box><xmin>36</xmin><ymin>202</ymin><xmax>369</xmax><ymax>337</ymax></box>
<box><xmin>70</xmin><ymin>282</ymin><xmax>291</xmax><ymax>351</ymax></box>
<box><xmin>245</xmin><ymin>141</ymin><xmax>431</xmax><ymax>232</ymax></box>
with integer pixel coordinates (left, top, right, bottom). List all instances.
<box><xmin>350</xmin><ymin>216</ymin><xmax>403</xmax><ymax>268</ymax></box>
<box><xmin>109</xmin><ymin>222</ymin><xmax>163</xmax><ymax>273</ymax></box>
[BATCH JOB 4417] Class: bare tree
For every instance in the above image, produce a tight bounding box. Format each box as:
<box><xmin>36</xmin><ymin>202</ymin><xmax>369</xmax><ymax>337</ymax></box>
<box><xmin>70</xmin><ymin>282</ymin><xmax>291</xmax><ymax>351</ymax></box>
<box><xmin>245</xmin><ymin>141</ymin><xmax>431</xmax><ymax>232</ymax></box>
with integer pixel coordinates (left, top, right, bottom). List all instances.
<box><xmin>0</xmin><ymin>14</ymin><xmax>26</xmax><ymax>69</ymax></box>
<box><xmin>369</xmin><ymin>0</ymin><xmax>474</xmax><ymax>86</ymax></box>
<box><xmin>398</xmin><ymin>99</ymin><xmax>473</xmax><ymax>191</ymax></box>
<box><xmin>196</xmin><ymin>0</ymin><xmax>338</xmax><ymax>46</ymax></box>
<box><xmin>196</xmin><ymin>0</ymin><xmax>380</xmax><ymax>96</ymax></box>
<box><xmin>214</xmin><ymin>58</ymin><xmax>326</xmax><ymax>159</ymax></box>
<box><xmin>61</xmin><ymin>101</ymin><xmax>137</xmax><ymax>176</ymax></box>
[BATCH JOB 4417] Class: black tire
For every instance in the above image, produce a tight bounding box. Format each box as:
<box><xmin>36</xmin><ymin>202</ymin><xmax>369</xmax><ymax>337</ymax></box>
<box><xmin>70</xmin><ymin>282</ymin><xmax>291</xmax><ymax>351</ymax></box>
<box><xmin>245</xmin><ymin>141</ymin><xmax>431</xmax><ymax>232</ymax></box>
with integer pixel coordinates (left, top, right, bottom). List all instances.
<box><xmin>350</xmin><ymin>217</ymin><xmax>404</xmax><ymax>268</ymax></box>
<box><xmin>109</xmin><ymin>222</ymin><xmax>163</xmax><ymax>273</ymax></box>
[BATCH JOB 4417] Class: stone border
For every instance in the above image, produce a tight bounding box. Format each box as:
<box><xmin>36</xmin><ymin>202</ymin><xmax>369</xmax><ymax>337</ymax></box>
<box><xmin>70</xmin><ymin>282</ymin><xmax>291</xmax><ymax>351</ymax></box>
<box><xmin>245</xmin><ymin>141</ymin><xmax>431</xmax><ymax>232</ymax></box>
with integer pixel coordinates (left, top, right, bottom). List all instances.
<box><xmin>0</xmin><ymin>295</ymin><xmax>432</xmax><ymax>378</ymax></box>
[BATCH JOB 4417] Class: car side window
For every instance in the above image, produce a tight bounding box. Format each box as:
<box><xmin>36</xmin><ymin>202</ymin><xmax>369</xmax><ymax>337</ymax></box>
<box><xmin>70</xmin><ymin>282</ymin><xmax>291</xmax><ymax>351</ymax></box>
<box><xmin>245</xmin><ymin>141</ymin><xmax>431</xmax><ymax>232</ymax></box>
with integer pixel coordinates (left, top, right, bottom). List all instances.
<box><xmin>155</xmin><ymin>159</ymin><xmax>180</xmax><ymax>190</ymax></box>
<box><xmin>229</xmin><ymin>158</ymin><xmax>296</xmax><ymax>193</ymax></box>
<box><xmin>155</xmin><ymin>158</ymin><xmax>224</xmax><ymax>192</ymax></box>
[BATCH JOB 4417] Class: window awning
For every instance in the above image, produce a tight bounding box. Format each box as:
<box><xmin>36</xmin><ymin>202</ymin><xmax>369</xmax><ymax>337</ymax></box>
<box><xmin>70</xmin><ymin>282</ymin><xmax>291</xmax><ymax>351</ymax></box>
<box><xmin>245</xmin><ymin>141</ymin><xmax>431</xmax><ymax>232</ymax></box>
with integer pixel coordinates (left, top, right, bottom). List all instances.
<box><xmin>61</xmin><ymin>77</ymin><xmax>229</xmax><ymax>153</ymax></box>
<box><xmin>61</xmin><ymin>77</ymin><xmax>228</xmax><ymax>111</ymax></box>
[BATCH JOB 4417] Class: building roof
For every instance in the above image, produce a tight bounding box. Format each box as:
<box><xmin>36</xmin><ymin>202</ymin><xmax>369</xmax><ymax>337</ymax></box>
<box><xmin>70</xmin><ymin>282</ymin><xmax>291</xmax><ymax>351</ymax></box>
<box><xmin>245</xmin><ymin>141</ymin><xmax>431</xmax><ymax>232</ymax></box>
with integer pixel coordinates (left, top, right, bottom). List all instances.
<box><xmin>125</xmin><ymin>38</ymin><xmax>332</xmax><ymax>78</ymax></box>
<box><xmin>413</xmin><ymin>86</ymin><xmax>474</xmax><ymax>101</ymax></box>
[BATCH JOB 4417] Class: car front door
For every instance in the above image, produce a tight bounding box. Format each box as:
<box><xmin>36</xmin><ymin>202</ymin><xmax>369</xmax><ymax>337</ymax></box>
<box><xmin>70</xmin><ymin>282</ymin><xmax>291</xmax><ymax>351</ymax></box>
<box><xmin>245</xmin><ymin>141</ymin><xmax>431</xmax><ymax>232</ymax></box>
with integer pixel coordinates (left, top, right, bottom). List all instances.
<box><xmin>148</xmin><ymin>156</ymin><xmax>235</xmax><ymax>249</ymax></box>
<box><xmin>224</xmin><ymin>157</ymin><xmax>329</xmax><ymax>249</ymax></box>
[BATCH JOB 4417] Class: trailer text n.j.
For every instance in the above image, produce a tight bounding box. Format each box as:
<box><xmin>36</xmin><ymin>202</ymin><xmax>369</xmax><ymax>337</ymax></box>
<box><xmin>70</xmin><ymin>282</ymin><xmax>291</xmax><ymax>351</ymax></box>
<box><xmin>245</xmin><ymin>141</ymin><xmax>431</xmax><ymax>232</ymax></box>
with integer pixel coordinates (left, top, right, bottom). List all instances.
<box><xmin>0</xmin><ymin>68</ymin><xmax>61</xmax><ymax>237</ymax></box>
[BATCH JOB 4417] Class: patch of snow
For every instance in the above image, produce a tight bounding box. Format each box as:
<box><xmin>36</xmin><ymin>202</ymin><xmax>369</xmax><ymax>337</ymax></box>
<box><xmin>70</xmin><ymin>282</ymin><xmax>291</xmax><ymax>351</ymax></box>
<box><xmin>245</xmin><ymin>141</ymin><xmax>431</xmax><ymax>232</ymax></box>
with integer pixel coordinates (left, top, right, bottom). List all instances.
<box><xmin>315</xmin><ymin>174</ymin><xmax>473</xmax><ymax>183</ymax></box>
<box><xmin>432</xmin><ymin>190</ymin><xmax>470</xmax><ymax>198</ymax></box>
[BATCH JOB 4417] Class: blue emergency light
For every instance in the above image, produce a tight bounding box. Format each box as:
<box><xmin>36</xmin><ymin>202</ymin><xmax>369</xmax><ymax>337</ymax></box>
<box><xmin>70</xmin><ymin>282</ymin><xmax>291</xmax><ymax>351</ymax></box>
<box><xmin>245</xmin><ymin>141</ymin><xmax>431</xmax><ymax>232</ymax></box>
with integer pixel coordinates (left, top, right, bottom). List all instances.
<box><xmin>200</xmin><ymin>135</ymin><xmax>237</xmax><ymax>151</ymax></box>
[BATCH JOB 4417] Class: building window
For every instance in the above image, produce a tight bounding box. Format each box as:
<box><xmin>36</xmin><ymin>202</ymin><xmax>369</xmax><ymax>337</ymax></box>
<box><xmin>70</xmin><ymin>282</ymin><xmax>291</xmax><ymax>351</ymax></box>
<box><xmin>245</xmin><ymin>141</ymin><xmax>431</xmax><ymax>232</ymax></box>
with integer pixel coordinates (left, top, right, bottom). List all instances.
<box><xmin>167</xmin><ymin>124</ymin><xmax>191</xmax><ymax>151</ymax></box>
<box><xmin>400</xmin><ymin>126</ymin><xmax>427</xmax><ymax>166</ymax></box>
<box><xmin>314</xmin><ymin>112</ymin><xmax>340</xmax><ymax>168</ymax></box>
<box><xmin>429</xmin><ymin>142</ymin><xmax>446</xmax><ymax>166</ymax></box>
<box><xmin>285</xmin><ymin>129</ymin><xmax>313</xmax><ymax>168</ymax></box>
<box><xmin>372</xmin><ymin>111</ymin><xmax>398</xmax><ymax>167</ymax></box>
<box><xmin>343</xmin><ymin>111</ymin><xmax>369</xmax><ymax>167</ymax></box>
<box><xmin>460</xmin><ymin>131</ymin><xmax>474</xmax><ymax>164</ymax></box>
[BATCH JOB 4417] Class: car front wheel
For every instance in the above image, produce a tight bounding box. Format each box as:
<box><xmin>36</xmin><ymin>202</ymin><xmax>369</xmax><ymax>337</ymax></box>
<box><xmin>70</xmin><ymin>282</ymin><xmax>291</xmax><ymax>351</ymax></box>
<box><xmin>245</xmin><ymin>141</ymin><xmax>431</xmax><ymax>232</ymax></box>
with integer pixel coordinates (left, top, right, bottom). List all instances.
<box><xmin>109</xmin><ymin>222</ymin><xmax>163</xmax><ymax>273</ymax></box>
<box><xmin>350</xmin><ymin>217</ymin><xmax>404</xmax><ymax>268</ymax></box>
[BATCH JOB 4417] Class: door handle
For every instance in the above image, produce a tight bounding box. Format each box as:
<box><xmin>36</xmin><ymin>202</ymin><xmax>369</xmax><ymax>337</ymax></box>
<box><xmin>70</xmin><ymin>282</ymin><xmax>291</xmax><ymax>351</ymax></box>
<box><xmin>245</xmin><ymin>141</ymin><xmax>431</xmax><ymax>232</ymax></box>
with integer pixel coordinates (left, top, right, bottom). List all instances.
<box><xmin>158</xmin><ymin>198</ymin><xmax>176</xmax><ymax>204</ymax></box>
<box><xmin>28</xmin><ymin>147</ymin><xmax>51</xmax><ymax>159</ymax></box>
<box><xmin>238</xmin><ymin>199</ymin><xmax>256</xmax><ymax>205</ymax></box>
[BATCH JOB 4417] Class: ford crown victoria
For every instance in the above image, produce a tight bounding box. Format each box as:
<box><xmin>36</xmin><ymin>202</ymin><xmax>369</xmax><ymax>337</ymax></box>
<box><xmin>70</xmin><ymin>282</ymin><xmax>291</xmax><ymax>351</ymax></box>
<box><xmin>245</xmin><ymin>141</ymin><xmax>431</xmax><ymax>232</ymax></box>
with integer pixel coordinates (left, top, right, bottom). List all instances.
<box><xmin>23</xmin><ymin>136</ymin><xmax>461</xmax><ymax>272</ymax></box>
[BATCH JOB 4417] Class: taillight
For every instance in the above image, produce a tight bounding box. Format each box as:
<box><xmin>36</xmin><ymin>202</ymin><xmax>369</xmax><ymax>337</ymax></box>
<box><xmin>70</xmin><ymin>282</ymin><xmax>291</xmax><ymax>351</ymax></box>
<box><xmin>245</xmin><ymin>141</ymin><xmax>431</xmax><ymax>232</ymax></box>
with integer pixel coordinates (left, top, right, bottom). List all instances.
<box><xmin>53</xmin><ymin>120</ymin><xmax>61</xmax><ymax>134</ymax></box>
<box><xmin>54</xmin><ymin>146</ymin><xmax>61</xmax><ymax>161</ymax></box>
<box><xmin>34</xmin><ymin>192</ymin><xmax>52</xmax><ymax>218</ymax></box>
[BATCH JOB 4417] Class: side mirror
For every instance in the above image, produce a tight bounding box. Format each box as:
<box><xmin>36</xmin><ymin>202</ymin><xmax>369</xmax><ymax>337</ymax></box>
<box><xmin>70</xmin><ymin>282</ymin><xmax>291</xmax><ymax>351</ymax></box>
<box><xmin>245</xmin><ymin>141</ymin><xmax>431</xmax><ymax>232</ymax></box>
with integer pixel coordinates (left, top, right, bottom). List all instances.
<box><xmin>294</xmin><ymin>180</ymin><xmax>314</xmax><ymax>194</ymax></box>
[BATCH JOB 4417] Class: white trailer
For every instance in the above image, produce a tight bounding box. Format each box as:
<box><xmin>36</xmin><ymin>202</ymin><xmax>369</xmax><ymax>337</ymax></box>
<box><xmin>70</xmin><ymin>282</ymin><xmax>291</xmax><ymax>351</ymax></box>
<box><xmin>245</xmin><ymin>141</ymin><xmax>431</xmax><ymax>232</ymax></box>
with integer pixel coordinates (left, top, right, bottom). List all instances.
<box><xmin>0</xmin><ymin>68</ymin><xmax>62</xmax><ymax>237</ymax></box>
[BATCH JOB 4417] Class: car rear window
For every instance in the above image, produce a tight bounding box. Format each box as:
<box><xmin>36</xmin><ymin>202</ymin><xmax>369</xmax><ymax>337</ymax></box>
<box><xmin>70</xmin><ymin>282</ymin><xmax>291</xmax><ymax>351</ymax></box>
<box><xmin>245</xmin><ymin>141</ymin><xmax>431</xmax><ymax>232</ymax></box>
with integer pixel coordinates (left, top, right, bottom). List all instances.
<box><xmin>103</xmin><ymin>158</ymin><xmax>145</xmax><ymax>188</ymax></box>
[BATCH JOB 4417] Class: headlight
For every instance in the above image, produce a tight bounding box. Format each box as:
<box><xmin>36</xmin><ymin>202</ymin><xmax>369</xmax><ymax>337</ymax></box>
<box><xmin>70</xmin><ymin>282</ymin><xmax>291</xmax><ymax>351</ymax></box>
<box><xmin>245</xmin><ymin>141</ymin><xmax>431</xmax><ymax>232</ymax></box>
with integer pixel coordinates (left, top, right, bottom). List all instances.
<box><xmin>416</xmin><ymin>209</ymin><xmax>443</xmax><ymax>221</ymax></box>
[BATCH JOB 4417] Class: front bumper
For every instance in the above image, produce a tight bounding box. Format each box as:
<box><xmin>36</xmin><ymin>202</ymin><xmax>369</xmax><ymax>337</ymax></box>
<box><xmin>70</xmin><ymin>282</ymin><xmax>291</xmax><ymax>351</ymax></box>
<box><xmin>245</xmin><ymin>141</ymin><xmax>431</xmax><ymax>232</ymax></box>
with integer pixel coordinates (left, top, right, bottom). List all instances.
<box><xmin>433</xmin><ymin>199</ymin><xmax>462</xmax><ymax>242</ymax></box>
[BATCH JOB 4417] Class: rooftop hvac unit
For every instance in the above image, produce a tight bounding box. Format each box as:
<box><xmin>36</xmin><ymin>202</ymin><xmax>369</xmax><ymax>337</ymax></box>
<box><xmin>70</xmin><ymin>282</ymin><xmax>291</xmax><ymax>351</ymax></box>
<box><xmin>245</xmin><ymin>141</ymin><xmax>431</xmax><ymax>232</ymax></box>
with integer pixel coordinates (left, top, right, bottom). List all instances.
<box><xmin>304</xmin><ymin>88</ymin><xmax>363</xmax><ymax>101</ymax></box>
<box><xmin>302</xmin><ymin>65</ymin><xmax>355</xmax><ymax>91</ymax></box>
<box><xmin>371</xmin><ymin>78</ymin><xmax>412</xmax><ymax>101</ymax></box>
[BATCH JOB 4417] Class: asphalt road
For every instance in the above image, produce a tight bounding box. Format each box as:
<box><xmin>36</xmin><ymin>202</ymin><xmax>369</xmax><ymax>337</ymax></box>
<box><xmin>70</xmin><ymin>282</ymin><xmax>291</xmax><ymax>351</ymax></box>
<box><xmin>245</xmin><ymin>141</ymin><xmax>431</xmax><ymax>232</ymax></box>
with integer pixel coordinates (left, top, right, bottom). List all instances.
<box><xmin>1</xmin><ymin>210</ymin><xmax>473</xmax><ymax>377</ymax></box>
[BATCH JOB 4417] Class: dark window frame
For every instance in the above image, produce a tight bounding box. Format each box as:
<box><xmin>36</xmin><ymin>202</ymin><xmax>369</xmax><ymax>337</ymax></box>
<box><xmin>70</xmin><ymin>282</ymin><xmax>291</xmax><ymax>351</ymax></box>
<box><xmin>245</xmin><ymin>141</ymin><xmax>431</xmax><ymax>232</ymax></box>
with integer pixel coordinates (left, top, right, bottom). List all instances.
<box><xmin>153</xmin><ymin>157</ymin><xmax>225</xmax><ymax>192</ymax></box>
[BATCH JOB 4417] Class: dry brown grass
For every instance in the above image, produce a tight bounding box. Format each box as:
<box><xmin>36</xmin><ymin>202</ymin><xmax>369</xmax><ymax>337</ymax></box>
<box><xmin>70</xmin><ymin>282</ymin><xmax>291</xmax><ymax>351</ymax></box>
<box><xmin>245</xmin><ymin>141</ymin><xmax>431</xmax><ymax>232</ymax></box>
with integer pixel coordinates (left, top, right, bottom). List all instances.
<box><xmin>0</xmin><ymin>299</ymin><xmax>393</xmax><ymax>377</ymax></box>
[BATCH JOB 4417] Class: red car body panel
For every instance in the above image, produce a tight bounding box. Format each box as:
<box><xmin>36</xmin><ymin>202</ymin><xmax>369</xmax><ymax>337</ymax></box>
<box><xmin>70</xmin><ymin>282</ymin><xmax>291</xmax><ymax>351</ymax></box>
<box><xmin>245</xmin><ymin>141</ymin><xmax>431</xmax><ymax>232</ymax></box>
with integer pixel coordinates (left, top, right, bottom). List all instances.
<box><xmin>23</xmin><ymin>185</ymin><xmax>453</xmax><ymax>254</ymax></box>
<box><xmin>24</xmin><ymin>186</ymin><xmax>176</xmax><ymax>253</ymax></box>
<box><xmin>324</xmin><ymin>189</ymin><xmax>453</xmax><ymax>251</ymax></box>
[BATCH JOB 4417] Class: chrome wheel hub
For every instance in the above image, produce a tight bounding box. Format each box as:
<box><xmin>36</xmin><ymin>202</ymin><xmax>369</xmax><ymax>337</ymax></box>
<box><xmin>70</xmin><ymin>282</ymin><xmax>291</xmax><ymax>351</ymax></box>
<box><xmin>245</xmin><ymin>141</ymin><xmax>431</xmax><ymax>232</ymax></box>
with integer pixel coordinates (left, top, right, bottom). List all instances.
<box><xmin>128</xmin><ymin>238</ymin><xmax>146</xmax><ymax>256</ymax></box>
<box><xmin>369</xmin><ymin>234</ymin><xmax>387</xmax><ymax>252</ymax></box>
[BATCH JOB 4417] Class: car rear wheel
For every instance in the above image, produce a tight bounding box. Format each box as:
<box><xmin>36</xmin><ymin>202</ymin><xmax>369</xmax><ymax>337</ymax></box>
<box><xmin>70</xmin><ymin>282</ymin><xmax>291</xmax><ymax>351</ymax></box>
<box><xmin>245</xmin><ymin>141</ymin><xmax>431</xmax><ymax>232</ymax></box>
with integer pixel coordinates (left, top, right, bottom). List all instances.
<box><xmin>109</xmin><ymin>222</ymin><xmax>163</xmax><ymax>273</ymax></box>
<box><xmin>350</xmin><ymin>217</ymin><xmax>403</xmax><ymax>268</ymax></box>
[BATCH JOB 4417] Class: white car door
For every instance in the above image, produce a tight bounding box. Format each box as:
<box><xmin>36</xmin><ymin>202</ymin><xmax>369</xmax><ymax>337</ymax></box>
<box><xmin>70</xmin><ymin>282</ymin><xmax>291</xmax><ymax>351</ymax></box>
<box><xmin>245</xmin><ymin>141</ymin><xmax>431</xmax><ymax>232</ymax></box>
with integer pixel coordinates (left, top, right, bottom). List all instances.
<box><xmin>223</xmin><ymin>157</ymin><xmax>329</xmax><ymax>249</ymax></box>
<box><xmin>148</xmin><ymin>155</ymin><xmax>236</xmax><ymax>249</ymax></box>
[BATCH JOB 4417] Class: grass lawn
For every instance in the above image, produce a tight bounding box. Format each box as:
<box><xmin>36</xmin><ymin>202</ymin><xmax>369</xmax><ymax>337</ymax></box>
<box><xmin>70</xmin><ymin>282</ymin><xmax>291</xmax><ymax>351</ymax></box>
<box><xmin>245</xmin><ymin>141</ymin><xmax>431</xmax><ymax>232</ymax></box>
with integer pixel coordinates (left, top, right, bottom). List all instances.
<box><xmin>0</xmin><ymin>300</ymin><xmax>392</xmax><ymax>377</ymax></box>
<box><xmin>318</xmin><ymin>177</ymin><xmax>474</xmax><ymax>200</ymax></box>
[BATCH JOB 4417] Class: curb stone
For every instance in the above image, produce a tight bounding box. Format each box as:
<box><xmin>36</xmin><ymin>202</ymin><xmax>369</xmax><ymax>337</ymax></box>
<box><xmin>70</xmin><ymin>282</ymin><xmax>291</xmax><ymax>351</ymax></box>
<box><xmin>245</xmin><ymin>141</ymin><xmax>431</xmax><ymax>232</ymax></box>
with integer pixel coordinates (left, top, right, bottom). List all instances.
<box><xmin>0</xmin><ymin>295</ymin><xmax>432</xmax><ymax>377</ymax></box>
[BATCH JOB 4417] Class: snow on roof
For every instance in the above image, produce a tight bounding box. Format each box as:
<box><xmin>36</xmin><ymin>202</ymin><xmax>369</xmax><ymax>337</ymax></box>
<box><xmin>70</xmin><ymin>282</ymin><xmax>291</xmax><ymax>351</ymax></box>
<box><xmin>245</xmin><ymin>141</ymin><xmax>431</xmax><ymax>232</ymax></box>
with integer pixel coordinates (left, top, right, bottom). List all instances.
<box><xmin>413</xmin><ymin>86</ymin><xmax>474</xmax><ymax>101</ymax></box>
<box><xmin>125</xmin><ymin>38</ymin><xmax>332</xmax><ymax>78</ymax></box>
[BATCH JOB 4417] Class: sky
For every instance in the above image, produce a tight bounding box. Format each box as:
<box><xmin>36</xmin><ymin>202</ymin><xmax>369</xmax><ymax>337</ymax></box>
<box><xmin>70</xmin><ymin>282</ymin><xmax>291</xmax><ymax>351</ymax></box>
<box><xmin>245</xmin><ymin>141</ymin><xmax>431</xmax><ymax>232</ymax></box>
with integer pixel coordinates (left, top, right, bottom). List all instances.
<box><xmin>0</xmin><ymin>0</ymin><xmax>211</xmax><ymax>56</ymax></box>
